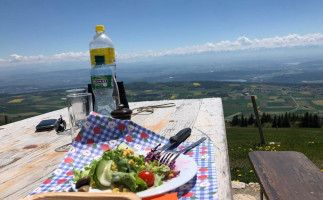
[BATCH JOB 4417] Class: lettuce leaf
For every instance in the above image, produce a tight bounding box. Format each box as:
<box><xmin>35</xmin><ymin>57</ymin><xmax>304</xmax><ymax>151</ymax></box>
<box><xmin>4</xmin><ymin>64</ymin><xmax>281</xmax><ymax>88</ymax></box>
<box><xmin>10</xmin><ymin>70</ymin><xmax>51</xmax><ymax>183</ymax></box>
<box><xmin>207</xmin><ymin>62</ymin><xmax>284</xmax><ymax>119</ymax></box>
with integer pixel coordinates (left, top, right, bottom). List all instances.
<box><xmin>112</xmin><ymin>171</ymin><xmax>148</xmax><ymax>192</ymax></box>
<box><xmin>153</xmin><ymin>173</ymin><xmax>163</xmax><ymax>187</ymax></box>
<box><xmin>146</xmin><ymin>160</ymin><xmax>170</xmax><ymax>178</ymax></box>
<box><xmin>73</xmin><ymin>159</ymin><xmax>99</xmax><ymax>182</ymax></box>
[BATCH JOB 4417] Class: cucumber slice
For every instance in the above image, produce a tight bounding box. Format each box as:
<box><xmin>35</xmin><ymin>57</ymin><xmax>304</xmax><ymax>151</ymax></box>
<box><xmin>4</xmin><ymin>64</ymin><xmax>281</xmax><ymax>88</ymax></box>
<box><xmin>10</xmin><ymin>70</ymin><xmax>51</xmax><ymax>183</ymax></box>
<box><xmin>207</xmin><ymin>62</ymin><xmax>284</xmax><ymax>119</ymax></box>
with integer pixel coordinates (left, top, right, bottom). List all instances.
<box><xmin>96</xmin><ymin>159</ymin><xmax>113</xmax><ymax>186</ymax></box>
<box><xmin>117</xmin><ymin>142</ymin><xmax>139</xmax><ymax>157</ymax></box>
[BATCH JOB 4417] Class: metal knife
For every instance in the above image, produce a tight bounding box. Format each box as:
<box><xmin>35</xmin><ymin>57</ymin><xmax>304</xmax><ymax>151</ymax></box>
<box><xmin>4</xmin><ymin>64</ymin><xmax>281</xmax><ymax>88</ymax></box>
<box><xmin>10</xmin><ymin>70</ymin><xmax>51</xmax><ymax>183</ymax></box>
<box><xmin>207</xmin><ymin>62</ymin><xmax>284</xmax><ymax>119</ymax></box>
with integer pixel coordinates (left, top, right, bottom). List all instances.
<box><xmin>157</xmin><ymin>128</ymin><xmax>191</xmax><ymax>152</ymax></box>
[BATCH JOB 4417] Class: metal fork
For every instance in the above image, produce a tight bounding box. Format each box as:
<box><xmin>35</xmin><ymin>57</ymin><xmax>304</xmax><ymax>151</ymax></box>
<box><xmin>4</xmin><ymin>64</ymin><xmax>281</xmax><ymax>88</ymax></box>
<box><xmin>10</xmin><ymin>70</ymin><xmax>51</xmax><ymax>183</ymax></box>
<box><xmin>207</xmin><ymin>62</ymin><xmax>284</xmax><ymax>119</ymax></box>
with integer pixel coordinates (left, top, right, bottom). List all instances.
<box><xmin>159</xmin><ymin>137</ymin><xmax>207</xmax><ymax>166</ymax></box>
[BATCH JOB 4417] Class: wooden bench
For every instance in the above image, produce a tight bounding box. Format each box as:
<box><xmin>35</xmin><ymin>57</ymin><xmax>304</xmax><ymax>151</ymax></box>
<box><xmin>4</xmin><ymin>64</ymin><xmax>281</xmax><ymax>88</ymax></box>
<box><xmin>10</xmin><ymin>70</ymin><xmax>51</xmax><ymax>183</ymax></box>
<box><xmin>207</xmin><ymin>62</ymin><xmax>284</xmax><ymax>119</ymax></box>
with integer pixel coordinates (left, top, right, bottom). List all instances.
<box><xmin>248</xmin><ymin>151</ymin><xmax>323</xmax><ymax>200</ymax></box>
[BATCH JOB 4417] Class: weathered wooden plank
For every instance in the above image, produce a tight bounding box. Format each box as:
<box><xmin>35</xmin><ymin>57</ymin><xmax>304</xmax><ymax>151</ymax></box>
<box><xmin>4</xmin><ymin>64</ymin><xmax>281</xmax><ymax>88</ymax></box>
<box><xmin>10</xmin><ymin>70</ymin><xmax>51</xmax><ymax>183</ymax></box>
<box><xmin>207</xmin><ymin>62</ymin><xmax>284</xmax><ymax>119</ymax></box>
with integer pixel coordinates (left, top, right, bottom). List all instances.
<box><xmin>0</xmin><ymin>108</ymin><xmax>69</xmax><ymax>169</ymax></box>
<box><xmin>0</xmin><ymin>108</ymin><xmax>70</xmax><ymax>200</ymax></box>
<box><xmin>156</xmin><ymin>99</ymin><xmax>201</xmax><ymax>138</ymax></box>
<box><xmin>249</xmin><ymin>151</ymin><xmax>323</xmax><ymax>200</ymax></box>
<box><xmin>131</xmin><ymin>100</ymin><xmax>181</xmax><ymax>133</ymax></box>
<box><xmin>194</xmin><ymin>98</ymin><xmax>232</xmax><ymax>200</ymax></box>
<box><xmin>0</xmin><ymin>135</ymin><xmax>69</xmax><ymax>199</ymax></box>
<box><xmin>0</xmin><ymin>145</ymin><xmax>67</xmax><ymax>199</ymax></box>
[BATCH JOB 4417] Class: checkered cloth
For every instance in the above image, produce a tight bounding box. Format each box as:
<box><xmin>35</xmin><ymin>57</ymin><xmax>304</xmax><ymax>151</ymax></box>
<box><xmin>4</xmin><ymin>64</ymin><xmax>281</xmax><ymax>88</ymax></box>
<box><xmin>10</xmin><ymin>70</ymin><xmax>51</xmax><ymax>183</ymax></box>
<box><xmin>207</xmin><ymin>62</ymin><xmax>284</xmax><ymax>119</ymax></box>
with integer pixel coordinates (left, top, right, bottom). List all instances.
<box><xmin>29</xmin><ymin>112</ymin><xmax>218</xmax><ymax>199</ymax></box>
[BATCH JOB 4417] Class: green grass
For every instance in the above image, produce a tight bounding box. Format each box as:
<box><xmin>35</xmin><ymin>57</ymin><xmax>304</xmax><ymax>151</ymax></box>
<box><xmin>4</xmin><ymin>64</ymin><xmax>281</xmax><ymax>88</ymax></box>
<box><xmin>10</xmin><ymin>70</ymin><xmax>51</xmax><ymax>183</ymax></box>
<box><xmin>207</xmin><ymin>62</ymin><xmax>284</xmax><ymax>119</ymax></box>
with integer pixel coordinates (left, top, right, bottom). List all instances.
<box><xmin>261</xmin><ymin>107</ymin><xmax>294</xmax><ymax>112</ymax></box>
<box><xmin>227</xmin><ymin>127</ymin><xmax>323</xmax><ymax>183</ymax></box>
<box><xmin>267</xmin><ymin>102</ymin><xmax>286</xmax><ymax>106</ymax></box>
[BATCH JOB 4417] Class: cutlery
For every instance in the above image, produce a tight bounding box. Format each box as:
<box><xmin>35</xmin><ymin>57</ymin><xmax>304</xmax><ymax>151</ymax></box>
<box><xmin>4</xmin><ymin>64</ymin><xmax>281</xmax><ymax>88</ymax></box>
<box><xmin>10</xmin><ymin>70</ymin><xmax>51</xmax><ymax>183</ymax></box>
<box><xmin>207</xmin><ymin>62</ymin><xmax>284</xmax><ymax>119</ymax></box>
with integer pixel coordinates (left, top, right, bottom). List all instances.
<box><xmin>156</xmin><ymin>128</ymin><xmax>191</xmax><ymax>153</ymax></box>
<box><xmin>159</xmin><ymin>137</ymin><xmax>207</xmax><ymax>165</ymax></box>
<box><xmin>147</xmin><ymin>128</ymin><xmax>191</xmax><ymax>162</ymax></box>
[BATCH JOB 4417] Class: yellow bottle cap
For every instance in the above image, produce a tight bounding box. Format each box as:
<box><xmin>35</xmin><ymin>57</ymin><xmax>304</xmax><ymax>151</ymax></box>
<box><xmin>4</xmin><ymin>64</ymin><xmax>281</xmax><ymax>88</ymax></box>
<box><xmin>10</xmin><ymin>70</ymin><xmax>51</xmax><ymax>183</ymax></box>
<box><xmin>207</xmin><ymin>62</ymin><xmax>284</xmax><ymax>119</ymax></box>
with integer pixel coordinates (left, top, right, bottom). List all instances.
<box><xmin>95</xmin><ymin>25</ymin><xmax>104</xmax><ymax>33</ymax></box>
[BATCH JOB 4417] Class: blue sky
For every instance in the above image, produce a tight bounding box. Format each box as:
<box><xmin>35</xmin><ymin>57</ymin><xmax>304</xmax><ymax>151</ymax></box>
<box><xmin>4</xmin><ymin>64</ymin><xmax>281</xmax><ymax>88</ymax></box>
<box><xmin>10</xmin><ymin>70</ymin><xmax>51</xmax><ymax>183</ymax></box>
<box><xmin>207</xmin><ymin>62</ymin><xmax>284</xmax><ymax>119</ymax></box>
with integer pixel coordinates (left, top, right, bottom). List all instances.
<box><xmin>1</xmin><ymin>0</ymin><xmax>323</xmax><ymax>66</ymax></box>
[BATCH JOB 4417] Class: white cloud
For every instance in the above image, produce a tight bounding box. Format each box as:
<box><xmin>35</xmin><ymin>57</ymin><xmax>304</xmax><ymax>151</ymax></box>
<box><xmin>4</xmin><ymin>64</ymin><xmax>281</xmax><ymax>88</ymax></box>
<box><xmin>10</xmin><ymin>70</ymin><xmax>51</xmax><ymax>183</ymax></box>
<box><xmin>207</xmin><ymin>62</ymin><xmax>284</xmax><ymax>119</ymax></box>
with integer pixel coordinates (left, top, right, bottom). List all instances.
<box><xmin>0</xmin><ymin>51</ymin><xmax>89</xmax><ymax>67</ymax></box>
<box><xmin>51</xmin><ymin>52</ymin><xmax>88</xmax><ymax>60</ymax></box>
<box><xmin>118</xmin><ymin>33</ymin><xmax>323</xmax><ymax>60</ymax></box>
<box><xmin>9</xmin><ymin>54</ymin><xmax>45</xmax><ymax>63</ymax></box>
<box><xmin>1</xmin><ymin>33</ymin><xmax>323</xmax><ymax>67</ymax></box>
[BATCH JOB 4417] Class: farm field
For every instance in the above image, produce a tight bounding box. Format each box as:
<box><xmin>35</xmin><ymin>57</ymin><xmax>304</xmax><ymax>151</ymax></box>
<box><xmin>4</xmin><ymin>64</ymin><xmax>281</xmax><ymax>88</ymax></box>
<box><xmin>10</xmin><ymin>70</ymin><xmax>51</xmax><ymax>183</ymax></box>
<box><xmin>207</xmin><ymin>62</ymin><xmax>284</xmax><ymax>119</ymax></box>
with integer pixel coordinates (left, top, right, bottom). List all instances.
<box><xmin>1</xmin><ymin>81</ymin><xmax>323</xmax><ymax>124</ymax></box>
<box><xmin>125</xmin><ymin>82</ymin><xmax>323</xmax><ymax>119</ymax></box>
<box><xmin>0</xmin><ymin>91</ymin><xmax>66</xmax><ymax>124</ymax></box>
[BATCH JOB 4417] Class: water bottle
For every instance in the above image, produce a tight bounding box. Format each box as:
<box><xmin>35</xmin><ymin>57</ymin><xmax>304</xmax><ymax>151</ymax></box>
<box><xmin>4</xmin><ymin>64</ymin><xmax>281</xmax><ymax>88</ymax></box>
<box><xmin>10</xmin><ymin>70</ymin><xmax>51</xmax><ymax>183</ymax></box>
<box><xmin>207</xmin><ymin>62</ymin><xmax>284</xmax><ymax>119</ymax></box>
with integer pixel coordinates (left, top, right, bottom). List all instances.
<box><xmin>90</xmin><ymin>25</ymin><xmax>118</xmax><ymax>104</ymax></box>
<box><xmin>91</xmin><ymin>56</ymin><xmax>117</xmax><ymax>116</ymax></box>
<box><xmin>89</xmin><ymin>25</ymin><xmax>116</xmax><ymax>75</ymax></box>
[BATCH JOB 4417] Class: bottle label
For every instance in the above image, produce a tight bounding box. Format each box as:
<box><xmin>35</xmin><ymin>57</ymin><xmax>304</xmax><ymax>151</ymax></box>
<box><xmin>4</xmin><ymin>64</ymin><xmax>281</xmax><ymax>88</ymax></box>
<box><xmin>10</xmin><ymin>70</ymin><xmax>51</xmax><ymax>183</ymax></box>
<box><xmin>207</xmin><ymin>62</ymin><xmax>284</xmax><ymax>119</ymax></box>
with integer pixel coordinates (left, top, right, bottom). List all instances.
<box><xmin>90</xmin><ymin>48</ymin><xmax>116</xmax><ymax>65</ymax></box>
<box><xmin>91</xmin><ymin>75</ymin><xmax>113</xmax><ymax>89</ymax></box>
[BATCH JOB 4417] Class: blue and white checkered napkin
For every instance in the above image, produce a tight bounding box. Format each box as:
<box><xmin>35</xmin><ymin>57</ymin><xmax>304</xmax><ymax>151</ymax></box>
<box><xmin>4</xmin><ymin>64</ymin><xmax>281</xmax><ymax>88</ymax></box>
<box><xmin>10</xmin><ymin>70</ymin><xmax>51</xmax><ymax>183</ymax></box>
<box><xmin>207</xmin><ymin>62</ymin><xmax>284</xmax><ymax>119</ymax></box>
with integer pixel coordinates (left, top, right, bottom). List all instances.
<box><xmin>29</xmin><ymin>112</ymin><xmax>218</xmax><ymax>200</ymax></box>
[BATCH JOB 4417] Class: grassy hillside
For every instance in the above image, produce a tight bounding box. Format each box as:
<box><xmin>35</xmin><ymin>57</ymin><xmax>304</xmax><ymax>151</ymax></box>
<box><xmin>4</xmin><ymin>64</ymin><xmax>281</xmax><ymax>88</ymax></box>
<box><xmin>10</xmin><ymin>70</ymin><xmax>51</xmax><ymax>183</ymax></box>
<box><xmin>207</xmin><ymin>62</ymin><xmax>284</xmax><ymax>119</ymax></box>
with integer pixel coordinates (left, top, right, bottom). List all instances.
<box><xmin>227</xmin><ymin>127</ymin><xmax>323</xmax><ymax>182</ymax></box>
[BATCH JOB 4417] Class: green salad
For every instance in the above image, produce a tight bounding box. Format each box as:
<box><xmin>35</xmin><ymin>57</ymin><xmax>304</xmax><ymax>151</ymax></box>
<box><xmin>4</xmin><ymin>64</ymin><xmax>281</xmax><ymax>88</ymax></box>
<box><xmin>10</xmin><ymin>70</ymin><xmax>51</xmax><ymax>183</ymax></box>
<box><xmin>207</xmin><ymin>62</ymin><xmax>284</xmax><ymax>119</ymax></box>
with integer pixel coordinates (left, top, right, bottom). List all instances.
<box><xmin>73</xmin><ymin>143</ymin><xmax>177</xmax><ymax>193</ymax></box>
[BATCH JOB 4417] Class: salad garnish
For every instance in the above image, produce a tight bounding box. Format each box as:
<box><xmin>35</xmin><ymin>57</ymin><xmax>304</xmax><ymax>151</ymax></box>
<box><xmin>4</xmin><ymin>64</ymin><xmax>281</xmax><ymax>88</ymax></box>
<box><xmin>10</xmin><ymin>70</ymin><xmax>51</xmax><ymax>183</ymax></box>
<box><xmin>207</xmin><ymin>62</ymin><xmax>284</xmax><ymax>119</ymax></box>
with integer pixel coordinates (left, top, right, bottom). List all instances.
<box><xmin>73</xmin><ymin>143</ymin><xmax>179</xmax><ymax>193</ymax></box>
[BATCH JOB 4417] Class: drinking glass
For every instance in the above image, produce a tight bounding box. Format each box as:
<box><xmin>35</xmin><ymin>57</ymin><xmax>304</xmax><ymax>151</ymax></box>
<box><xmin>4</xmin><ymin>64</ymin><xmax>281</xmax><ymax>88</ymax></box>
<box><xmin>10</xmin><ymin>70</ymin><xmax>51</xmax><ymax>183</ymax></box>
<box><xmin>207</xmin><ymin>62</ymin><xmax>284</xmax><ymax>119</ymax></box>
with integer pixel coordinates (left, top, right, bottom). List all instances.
<box><xmin>58</xmin><ymin>88</ymin><xmax>88</xmax><ymax>136</ymax></box>
<box><xmin>66</xmin><ymin>88</ymin><xmax>87</xmax><ymax>96</ymax></box>
<box><xmin>67</xmin><ymin>93</ymin><xmax>93</xmax><ymax>143</ymax></box>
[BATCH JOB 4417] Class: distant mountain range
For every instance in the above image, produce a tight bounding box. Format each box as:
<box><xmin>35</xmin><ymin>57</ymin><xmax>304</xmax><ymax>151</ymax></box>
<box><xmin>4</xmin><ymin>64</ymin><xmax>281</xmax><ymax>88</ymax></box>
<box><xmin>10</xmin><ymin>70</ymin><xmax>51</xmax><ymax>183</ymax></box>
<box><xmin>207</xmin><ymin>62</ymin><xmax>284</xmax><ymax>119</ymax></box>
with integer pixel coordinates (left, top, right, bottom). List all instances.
<box><xmin>1</xmin><ymin>46</ymin><xmax>323</xmax><ymax>94</ymax></box>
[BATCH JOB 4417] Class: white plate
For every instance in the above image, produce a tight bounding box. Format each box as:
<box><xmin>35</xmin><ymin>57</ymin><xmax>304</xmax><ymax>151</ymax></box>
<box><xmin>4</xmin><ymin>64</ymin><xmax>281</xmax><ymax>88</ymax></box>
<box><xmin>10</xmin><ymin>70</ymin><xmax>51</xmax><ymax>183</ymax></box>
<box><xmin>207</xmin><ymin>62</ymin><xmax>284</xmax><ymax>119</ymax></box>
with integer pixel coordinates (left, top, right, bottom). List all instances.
<box><xmin>71</xmin><ymin>152</ymin><xmax>197</xmax><ymax>198</ymax></box>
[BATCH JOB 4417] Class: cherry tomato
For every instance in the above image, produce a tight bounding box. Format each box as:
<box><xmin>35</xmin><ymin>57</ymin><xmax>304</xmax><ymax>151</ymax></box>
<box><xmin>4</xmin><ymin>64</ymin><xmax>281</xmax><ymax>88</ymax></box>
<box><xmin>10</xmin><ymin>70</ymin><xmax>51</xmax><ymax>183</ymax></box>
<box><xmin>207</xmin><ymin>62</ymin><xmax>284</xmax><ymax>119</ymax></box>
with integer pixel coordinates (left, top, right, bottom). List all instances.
<box><xmin>138</xmin><ymin>170</ymin><xmax>155</xmax><ymax>187</ymax></box>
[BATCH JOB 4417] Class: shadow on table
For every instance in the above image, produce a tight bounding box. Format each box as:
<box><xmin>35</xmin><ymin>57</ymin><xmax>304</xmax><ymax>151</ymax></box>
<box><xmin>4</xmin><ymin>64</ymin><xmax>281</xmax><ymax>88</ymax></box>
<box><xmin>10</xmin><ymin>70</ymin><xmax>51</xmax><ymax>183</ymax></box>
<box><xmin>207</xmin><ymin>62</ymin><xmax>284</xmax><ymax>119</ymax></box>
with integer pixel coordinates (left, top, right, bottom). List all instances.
<box><xmin>172</xmin><ymin>175</ymin><xmax>197</xmax><ymax>198</ymax></box>
<box><xmin>55</xmin><ymin>143</ymin><xmax>72</xmax><ymax>152</ymax></box>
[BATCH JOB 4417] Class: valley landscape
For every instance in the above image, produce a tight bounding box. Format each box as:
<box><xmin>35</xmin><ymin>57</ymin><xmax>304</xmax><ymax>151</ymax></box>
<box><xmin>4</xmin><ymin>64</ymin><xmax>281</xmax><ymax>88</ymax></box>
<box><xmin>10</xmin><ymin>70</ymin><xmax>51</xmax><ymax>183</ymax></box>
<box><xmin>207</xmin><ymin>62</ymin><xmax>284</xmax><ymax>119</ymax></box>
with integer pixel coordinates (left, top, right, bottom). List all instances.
<box><xmin>1</xmin><ymin>81</ymin><xmax>323</xmax><ymax>124</ymax></box>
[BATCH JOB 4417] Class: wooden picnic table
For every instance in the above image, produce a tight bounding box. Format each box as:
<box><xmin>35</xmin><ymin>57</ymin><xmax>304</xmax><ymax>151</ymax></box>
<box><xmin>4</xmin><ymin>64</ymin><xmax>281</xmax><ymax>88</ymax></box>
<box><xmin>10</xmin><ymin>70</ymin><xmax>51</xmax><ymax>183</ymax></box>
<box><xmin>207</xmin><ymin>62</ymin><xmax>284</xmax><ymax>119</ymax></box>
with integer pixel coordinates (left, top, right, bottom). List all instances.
<box><xmin>0</xmin><ymin>98</ymin><xmax>232</xmax><ymax>200</ymax></box>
